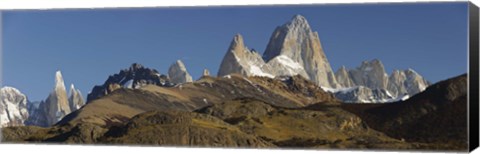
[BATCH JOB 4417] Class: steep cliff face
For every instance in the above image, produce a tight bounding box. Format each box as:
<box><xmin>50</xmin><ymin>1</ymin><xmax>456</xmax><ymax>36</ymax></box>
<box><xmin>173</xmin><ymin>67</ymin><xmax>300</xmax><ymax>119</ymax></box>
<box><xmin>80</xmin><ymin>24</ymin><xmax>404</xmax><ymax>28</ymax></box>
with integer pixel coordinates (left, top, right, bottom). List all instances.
<box><xmin>263</xmin><ymin>15</ymin><xmax>339</xmax><ymax>88</ymax></box>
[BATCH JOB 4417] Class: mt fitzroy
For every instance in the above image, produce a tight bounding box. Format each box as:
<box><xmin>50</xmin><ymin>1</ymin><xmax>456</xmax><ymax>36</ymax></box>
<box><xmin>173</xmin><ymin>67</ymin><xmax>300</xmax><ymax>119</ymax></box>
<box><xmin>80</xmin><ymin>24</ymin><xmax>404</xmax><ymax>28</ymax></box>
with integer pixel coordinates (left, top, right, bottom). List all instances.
<box><xmin>24</xmin><ymin>71</ymin><xmax>85</xmax><ymax>127</ymax></box>
<box><xmin>219</xmin><ymin>15</ymin><xmax>339</xmax><ymax>88</ymax></box>
<box><xmin>218</xmin><ymin>14</ymin><xmax>429</xmax><ymax>102</ymax></box>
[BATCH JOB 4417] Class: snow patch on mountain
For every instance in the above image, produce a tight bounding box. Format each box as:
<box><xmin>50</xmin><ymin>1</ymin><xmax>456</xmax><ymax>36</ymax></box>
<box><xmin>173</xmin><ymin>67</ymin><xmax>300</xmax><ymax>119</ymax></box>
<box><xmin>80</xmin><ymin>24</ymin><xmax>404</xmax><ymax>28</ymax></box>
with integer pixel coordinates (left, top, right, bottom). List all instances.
<box><xmin>249</xmin><ymin>65</ymin><xmax>274</xmax><ymax>78</ymax></box>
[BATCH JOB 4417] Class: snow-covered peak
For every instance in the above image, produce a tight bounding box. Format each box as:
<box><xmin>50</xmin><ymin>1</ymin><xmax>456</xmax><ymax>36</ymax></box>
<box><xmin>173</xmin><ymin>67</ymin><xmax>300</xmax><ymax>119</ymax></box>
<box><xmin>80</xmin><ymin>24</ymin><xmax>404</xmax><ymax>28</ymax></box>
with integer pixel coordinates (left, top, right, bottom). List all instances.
<box><xmin>1</xmin><ymin>86</ymin><xmax>23</xmax><ymax>96</ymax></box>
<box><xmin>1</xmin><ymin>86</ymin><xmax>29</xmax><ymax>127</ymax></box>
<box><xmin>68</xmin><ymin>83</ymin><xmax>85</xmax><ymax>112</ymax></box>
<box><xmin>359</xmin><ymin>59</ymin><xmax>384</xmax><ymax>70</ymax></box>
<box><xmin>168</xmin><ymin>59</ymin><xmax>193</xmax><ymax>84</ymax></box>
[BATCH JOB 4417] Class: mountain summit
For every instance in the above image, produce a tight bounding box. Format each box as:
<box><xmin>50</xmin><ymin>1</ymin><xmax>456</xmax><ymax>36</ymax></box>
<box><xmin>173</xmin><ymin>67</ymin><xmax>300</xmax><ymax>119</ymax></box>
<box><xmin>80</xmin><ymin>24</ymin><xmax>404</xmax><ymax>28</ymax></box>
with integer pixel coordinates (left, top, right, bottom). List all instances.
<box><xmin>168</xmin><ymin>60</ymin><xmax>193</xmax><ymax>84</ymax></box>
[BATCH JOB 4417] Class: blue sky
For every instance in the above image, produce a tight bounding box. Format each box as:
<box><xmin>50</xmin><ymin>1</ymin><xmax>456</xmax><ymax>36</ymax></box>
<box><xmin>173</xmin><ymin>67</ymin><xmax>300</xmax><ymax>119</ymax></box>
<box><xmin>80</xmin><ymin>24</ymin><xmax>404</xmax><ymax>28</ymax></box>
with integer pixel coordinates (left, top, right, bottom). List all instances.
<box><xmin>1</xmin><ymin>2</ymin><xmax>468</xmax><ymax>101</ymax></box>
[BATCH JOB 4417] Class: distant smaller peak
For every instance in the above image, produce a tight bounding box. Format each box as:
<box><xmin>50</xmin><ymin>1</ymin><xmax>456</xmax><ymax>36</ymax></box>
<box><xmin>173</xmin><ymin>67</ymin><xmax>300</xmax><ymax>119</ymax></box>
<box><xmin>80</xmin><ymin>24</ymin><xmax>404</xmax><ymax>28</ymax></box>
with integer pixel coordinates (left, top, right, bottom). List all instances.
<box><xmin>129</xmin><ymin>63</ymin><xmax>144</xmax><ymax>70</ymax></box>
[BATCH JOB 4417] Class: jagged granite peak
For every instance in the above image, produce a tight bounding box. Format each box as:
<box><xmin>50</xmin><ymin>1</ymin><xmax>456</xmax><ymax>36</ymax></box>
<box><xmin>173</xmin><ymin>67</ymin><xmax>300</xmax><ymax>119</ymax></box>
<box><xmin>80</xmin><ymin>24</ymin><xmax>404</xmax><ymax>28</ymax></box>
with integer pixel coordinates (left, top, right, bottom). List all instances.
<box><xmin>87</xmin><ymin>63</ymin><xmax>173</xmax><ymax>102</ymax></box>
<box><xmin>218</xmin><ymin>34</ymin><xmax>273</xmax><ymax>78</ymax></box>
<box><xmin>0</xmin><ymin>86</ymin><xmax>29</xmax><ymax>127</ymax></box>
<box><xmin>263</xmin><ymin>14</ymin><xmax>339</xmax><ymax>88</ymax></box>
<box><xmin>348</xmin><ymin>59</ymin><xmax>389</xmax><ymax>90</ymax></box>
<box><xmin>403</xmin><ymin>68</ymin><xmax>430</xmax><ymax>96</ymax></box>
<box><xmin>43</xmin><ymin>70</ymin><xmax>71</xmax><ymax>126</ymax></box>
<box><xmin>335</xmin><ymin>66</ymin><xmax>355</xmax><ymax>88</ymax></box>
<box><xmin>327</xmin><ymin>60</ymin><xmax>430</xmax><ymax>103</ymax></box>
<box><xmin>68</xmin><ymin>84</ymin><xmax>85</xmax><ymax>111</ymax></box>
<box><xmin>203</xmin><ymin>69</ymin><xmax>210</xmax><ymax>76</ymax></box>
<box><xmin>168</xmin><ymin>60</ymin><xmax>193</xmax><ymax>84</ymax></box>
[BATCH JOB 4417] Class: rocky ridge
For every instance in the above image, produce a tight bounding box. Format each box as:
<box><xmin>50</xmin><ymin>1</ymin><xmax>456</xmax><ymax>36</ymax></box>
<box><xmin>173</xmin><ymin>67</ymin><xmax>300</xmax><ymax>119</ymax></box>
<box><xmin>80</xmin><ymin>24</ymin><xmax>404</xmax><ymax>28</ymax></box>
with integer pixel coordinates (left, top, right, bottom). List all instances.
<box><xmin>87</xmin><ymin>63</ymin><xmax>173</xmax><ymax>102</ymax></box>
<box><xmin>218</xmin><ymin>15</ymin><xmax>339</xmax><ymax>89</ymax></box>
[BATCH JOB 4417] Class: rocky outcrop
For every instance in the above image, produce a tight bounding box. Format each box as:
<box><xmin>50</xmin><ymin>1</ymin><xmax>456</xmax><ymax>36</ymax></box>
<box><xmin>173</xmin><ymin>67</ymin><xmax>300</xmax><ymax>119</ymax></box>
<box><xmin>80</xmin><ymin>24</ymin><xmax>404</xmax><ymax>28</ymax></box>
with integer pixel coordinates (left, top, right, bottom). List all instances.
<box><xmin>217</xmin><ymin>34</ymin><xmax>273</xmax><ymax>78</ymax></box>
<box><xmin>168</xmin><ymin>60</ymin><xmax>193</xmax><ymax>84</ymax></box>
<box><xmin>202</xmin><ymin>69</ymin><xmax>210</xmax><ymax>76</ymax></box>
<box><xmin>0</xmin><ymin>87</ymin><xmax>29</xmax><ymax>127</ymax></box>
<box><xmin>348</xmin><ymin>59</ymin><xmax>389</xmax><ymax>90</ymax></box>
<box><xmin>335</xmin><ymin>66</ymin><xmax>355</xmax><ymax>88</ymax></box>
<box><xmin>403</xmin><ymin>69</ymin><xmax>429</xmax><ymax>96</ymax></box>
<box><xmin>87</xmin><ymin>63</ymin><xmax>173</xmax><ymax>102</ymax></box>
<box><xmin>324</xmin><ymin>86</ymin><xmax>396</xmax><ymax>103</ymax></box>
<box><xmin>263</xmin><ymin>15</ymin><xmax>339</xmax><ymax>88</ymax></box>
<box><xmin>68</xmin><ymin>84</ymin><xmax>85</xmax><ymax>111</ymax></box>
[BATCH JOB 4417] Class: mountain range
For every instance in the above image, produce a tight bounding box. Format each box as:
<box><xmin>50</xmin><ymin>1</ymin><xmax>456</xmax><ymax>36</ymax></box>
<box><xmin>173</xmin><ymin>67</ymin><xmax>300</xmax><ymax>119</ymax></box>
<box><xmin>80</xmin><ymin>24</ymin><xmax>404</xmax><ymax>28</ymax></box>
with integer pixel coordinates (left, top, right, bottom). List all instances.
<box><xmin>0</xmin><ymin>14</ymin><xmax>468</xmax><ymax>151</ymax></box>
<box><xmin>218</xmin><ymin>15</ymin><xmax>429</xmax><ymax>103</ymax></box>
<box><xmin>1</xmin><ymin>65</ymin><xmax>467</xmax><ymax>150</ymax></box>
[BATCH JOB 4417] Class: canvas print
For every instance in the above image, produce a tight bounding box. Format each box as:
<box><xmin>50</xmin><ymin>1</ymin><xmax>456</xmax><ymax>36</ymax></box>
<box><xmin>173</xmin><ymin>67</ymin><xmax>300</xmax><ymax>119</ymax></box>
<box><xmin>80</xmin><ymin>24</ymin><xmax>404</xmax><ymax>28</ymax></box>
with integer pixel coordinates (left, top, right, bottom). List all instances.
<box><xmin>0</xmin><ymin>2</ymin><xmax>476</xmax><ymax>152</ymax></box>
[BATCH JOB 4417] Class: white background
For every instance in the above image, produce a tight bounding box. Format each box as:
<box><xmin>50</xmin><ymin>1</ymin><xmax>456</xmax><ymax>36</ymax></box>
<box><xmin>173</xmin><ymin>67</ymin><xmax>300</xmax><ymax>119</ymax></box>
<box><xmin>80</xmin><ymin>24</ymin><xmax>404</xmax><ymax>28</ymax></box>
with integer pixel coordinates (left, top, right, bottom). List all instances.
<box><xmin>0</xmin><ymin>0</ymin><xmax>478</xmax><ymax>154</ymax></box>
